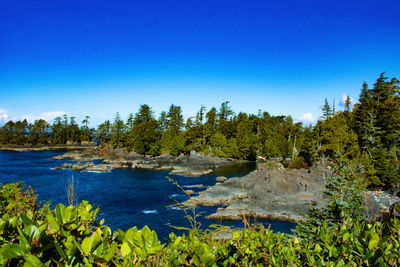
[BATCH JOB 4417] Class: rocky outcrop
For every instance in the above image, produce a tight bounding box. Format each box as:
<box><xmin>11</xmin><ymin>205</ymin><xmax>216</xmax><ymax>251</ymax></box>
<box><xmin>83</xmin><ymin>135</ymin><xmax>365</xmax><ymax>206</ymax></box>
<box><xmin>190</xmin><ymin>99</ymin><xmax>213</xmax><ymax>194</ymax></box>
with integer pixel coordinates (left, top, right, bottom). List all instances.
<box><xmin>188</xmin><ymin>162</ymin><xmax>330</xmax><ymax>223</ymax></box>
<box><xmin>55</xmin><ymin>161</ymin><xmax>110</xmax><ymax>172</ymax></box>
<box><xmin>184</xmin><ymin>190</ymin><xmax>195</xmax><ymax>196</ymax></box>
<box><xmin>51</xmin><ymin>150</ymin><xmax>103</xmax><ymax>161</ymax></box>
<box><xmin>188</xmin><ymin>161</ymin><xmax>399</xmax><ymax>223</ymax></box>
<box><xmin>83</xmin><ymin>163</ymin><xmax>112</xmax><ymax>173</ymax></box>
<box><xmin>216</xmin><ymin>176</ymin><xmax>227</xmax><ymax>182</ymax></box>
<box><xmin>52</xmin><ymin>145</ymin><xmax>236</xmax><ymax>176</ymax></box>
<box><xmin>364</xmin><ymin>191</ymin><xmax>400</xmax><ymax>221</ymax></box>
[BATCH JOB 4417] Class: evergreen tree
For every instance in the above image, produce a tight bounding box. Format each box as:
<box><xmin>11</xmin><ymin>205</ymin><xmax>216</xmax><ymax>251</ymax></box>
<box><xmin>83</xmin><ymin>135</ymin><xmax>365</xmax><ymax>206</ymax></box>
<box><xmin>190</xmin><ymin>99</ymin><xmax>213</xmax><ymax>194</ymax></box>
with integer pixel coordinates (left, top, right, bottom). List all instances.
<box><xmin>353</xmin><ymin>82</ymin><xmax>378</xmax><ymax>154</ymax></box>
<box><xmin>126</xmin><ymin>113</ymin><xmax>135</xmax><ymax>132</ymax></box>
<box><xmin>127</xmin><ymin>105</ymin><xmax>159</xmax><ymax>155</ymax></box>
<box><xmin>111</xmin><ymin>113</ymin><xmax>126</xmax><ymax>148</ymax></box>
<box><xmin>321</xmin><ymin>98</ymin><xmax>333</xmax><ymax>119</ymax></box>
<box><xmin>344</xmin><ymin>96</ymin><xmax>352</xmax><ymax>112</ymax></box>
<box><xmin>204</xmin><ymin>107</ymin><xmax>217</xmax><ymax>146</ymax></box>
<box><xmin>80</xmin><ymin>116</ymin><xmax>91</xmax><ymax>143</ymax></box>
<box><xmin>166</xmin><ymin>104</ymin><xmax>184</xmax><ymax>132</ymax></box>
<box><xmin>236</xmin><ymin>113</ymin><xmax>257</xmax><ymax>160</ymax></box>
<box><xmin>158</xmin><ymin>111</ymin><xmax>168</xmax><ymax>132</ymax></box>
<box><xmin>95</xmin><ymin>120</ymin><xmax>111</xmax><ymax>144</ymax></box>
<box><xmin>195</xmin><ymin>105</ymin><xmax>206</xmax><ymax>126</ymax></box>
<box><xmin>218</xmin><ymin>101</ymin><xmax>234</xmax><ymax>138</ymax></box>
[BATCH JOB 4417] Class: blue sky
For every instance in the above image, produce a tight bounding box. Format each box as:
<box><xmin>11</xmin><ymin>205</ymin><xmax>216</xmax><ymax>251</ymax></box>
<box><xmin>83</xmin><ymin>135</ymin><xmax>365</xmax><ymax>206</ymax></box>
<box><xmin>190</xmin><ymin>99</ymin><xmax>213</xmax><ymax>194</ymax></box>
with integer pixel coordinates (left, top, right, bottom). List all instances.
<box><xmin>1</xmin><ymin>0</ymin><xmax>399</xmax><ymax>126</ymax></box>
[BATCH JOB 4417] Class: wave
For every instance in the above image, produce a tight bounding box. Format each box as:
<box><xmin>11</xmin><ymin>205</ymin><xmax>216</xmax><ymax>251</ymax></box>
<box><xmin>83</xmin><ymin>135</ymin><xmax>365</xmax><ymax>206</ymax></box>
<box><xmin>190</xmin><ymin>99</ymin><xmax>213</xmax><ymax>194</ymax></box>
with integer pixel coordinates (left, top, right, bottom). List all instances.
<box><xmin>141</xmin><ymin>210</ymin><xmax>159</xmax><ymax>214</ymax></box>
<box><xmin>83</xmin><ymin>170</ymin><xmax>110</xmax><ymax>174</ymax></box>
<box><xmin>182</xmin><ymin>185</ymin><xmax>206</xmax><ymax>189</ymax></box>
<box><xmin>168</xmin><ymin>193</ymin><xmax>184</xmax><ymax>199</ymax></box>
<box><xmin>166</xmin><ymin>206</ymin><xmax>189</xmax><ymax>211</ymax></box>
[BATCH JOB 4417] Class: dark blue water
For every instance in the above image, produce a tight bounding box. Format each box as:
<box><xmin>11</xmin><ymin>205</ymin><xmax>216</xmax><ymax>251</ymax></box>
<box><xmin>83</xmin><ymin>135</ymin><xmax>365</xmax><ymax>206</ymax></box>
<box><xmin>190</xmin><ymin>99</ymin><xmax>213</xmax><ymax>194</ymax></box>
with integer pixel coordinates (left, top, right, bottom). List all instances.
<box><xmin>0</xmin><ymin>151</ymin><xmax>296</xmax><ymax>240</ymax></box>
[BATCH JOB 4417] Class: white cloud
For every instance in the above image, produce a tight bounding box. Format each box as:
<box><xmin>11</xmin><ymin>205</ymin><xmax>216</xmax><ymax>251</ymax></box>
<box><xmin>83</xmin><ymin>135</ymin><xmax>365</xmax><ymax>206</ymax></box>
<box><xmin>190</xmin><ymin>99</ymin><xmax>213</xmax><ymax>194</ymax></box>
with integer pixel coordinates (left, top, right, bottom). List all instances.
<box><xmin>299</xmin><ymin>112</ymin><xmax>317</xmax><ymax>125</ymax></box>
<box><xmin>37</xmin><ymin>111</ymin><xmax>67</xmax><ymax>122</ymax></box>
<box><xmin>339</xmin><ymin>94</ymin><xmax>356</xmax><ymax>108</ymax></box>
<box><xmin>6</xmin><ymin>111</ymin><xmax>67</xmax><ymax>124</ymax></box>
<box><xmin>0</xmin><ymin>109</ymin><xmax>8</xmax><ymax>122</ymax></box>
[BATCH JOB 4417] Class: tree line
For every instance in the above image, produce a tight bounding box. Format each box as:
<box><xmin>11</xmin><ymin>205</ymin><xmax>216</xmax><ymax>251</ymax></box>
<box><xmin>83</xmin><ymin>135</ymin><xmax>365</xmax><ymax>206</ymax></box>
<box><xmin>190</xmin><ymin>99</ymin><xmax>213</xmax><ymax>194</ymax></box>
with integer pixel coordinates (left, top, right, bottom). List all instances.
<box><xmin>0</xmin><ymin>73</ymin><xmax>399</xmax><ymax>189</ymax></box>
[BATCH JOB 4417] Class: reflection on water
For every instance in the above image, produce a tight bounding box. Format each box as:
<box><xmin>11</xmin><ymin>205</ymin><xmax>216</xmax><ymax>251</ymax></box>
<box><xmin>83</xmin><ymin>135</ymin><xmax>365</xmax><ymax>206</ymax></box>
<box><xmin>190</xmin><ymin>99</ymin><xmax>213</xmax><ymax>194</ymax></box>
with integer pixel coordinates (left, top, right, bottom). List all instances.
<box><xmin>213</xmin><ymin>161</ymin><xmax>257</xmax><ymax>177</ymax></box>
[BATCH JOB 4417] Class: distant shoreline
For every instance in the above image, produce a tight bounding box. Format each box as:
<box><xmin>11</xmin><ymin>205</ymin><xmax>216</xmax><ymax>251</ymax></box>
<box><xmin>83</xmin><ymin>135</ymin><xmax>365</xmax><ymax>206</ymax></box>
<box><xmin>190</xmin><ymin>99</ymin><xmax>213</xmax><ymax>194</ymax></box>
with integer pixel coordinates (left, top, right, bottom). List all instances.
<box><xmin>0</xmin><ymin>144</ymin><xmax>97</xmax><ymax>152</ymax></box>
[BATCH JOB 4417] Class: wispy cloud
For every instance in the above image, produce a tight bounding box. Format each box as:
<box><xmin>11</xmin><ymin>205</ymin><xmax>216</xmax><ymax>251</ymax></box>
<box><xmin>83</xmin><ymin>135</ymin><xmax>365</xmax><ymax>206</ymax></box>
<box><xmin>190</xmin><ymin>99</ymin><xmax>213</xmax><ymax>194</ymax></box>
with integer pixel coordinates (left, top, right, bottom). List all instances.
<box><xmin>339</xmin><ymin>93</ymin><xmax>356</xmax><ymax>108</ymax></box>
<box><xmin>299</xmin><ymin>112</ymin><xmax>317</xmax><ymax>125</ymax></box>
<box><xmin>2</xmin><ymin>110</ymin><xmax>67</xmax><ymax>124</ymax></box>
<box><xmin>0</xmin><ymin>109</ymin><xmax>8</xmax><ymax>122</ymax></box>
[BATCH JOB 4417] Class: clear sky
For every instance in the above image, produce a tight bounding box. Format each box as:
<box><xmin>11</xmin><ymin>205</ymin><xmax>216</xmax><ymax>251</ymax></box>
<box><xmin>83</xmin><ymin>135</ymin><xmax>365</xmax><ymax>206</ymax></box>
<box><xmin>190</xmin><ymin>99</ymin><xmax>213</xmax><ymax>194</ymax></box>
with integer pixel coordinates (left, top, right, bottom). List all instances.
<box><xmin>1</xmin><ymin>0</ymin><xmax>399</xmax><ymax>126</ymax></box>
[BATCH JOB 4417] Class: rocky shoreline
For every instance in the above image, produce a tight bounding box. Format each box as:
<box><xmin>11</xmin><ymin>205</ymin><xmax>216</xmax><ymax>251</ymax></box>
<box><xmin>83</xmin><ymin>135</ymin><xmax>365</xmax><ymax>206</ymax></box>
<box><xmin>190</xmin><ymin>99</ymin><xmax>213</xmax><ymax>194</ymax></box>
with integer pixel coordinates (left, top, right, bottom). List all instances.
<box><xmin>0</xmin><ymin>144</ymin><xmax>97</xmax><ymax>152</ymax></box>
<box><xmin>188</xmin><ymin>162</ymin><xmax>329</xmax><ymax>223</ymax></box>
<box><xmin>50</xmin><ymin>144</ymin><xmax>238</xmax><ymax>176</ymax></box>
<box><xmin>188</xmin><ymin>161</ymin><xmax>400</xmax><ymax>223</ymax></box>
<box><xmin>4</xmin><ymin>144</ymin><xmax>397</xmax><ymax>223</ymax></box>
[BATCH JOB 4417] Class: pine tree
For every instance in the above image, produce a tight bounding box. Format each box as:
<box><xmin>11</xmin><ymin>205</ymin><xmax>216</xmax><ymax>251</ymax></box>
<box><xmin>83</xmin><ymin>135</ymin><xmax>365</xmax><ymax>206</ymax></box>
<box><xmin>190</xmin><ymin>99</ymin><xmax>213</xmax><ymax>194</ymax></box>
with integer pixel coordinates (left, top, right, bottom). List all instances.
<box><xmin>111</xmin><ymin>113</ymin><xmax>126</xmax><ymax>148</ymax></box>
<box><xmin>166</xmin><ymin>104</ymin><xmax>184</xmax><ymax>132</ymax></box>
<box><xmin>321</xmin><ymin>98</ymin><xmax>333</xmax><ymax>119</ymax></box>
<box><xmin>344</xmin><ymin>96</ymin><xmax>352</xmax><ymax>112</ymax></box>
<box><xmin>127</xmin><ymin>105</ymin><xmax>159</xmax><ymax>155</ymax></box>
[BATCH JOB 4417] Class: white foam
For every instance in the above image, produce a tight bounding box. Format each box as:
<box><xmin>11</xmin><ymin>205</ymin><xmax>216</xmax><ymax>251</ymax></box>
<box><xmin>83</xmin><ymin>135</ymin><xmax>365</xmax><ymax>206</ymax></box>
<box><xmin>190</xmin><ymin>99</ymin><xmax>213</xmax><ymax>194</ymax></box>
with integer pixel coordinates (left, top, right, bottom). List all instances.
<box><xmin>168</xmin><ymin>194</ymin><xmax>183</xmax><ymax>199</ymax></box>
<box><xmin>141</xmin><ymin>210</ymin><xmax>158</xmax><ymax>214</ymax></box>
<box><xmin>83</xmin><ymin>170</ymin><xmax>102</xmax><ymax>174</ymax></box>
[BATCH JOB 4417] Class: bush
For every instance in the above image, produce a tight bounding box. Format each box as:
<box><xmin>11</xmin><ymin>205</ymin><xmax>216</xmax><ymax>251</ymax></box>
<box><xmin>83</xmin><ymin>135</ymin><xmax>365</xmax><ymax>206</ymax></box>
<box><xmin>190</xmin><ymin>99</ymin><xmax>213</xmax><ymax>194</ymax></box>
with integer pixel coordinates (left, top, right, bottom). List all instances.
<box><xmin>288</xmin><ymin>156</ymin><xmax>309</xmax><ymax>169</ymax></box>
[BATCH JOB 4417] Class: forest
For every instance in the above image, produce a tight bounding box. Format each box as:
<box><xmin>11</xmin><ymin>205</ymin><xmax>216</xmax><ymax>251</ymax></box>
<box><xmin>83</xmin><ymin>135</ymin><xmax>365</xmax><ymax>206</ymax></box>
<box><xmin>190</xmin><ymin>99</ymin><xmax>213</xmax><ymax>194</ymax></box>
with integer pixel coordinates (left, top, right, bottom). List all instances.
<box><xmin>1</xmin><ymin>73</ymin><xmax>399</xmax><ymax>189</ymax></box>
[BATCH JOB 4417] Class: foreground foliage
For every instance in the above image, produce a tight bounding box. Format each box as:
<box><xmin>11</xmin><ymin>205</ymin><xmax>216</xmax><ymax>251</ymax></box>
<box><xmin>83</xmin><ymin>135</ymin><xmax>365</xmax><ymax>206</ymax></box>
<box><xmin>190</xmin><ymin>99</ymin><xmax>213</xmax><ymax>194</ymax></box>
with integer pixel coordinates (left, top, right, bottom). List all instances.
<box><xmin>0</xmin><ymin>178</ymin><xmax>400</xmax><ymax>266</ymax></box>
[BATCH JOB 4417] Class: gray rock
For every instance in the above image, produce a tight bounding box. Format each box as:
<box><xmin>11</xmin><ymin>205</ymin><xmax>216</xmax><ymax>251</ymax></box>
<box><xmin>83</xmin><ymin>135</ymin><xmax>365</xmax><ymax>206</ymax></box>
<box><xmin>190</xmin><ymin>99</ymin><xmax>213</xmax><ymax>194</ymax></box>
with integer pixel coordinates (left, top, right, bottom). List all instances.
<box><xmin>84</xmin><ymin>164</ymin><xmax>112</xmax><ymax>173</ymax></box>
<box><xmin>184</xmin><ymin>190</ymin><xmax>195</xmax><ymax>196</ymax></box>
<box><xmin>216</xmin><ymin>176</ymin><xmax>227</xmax><ymax>182</ymax></box>
<box><xmin>189</xmin><ymin>162</ymin><xmax>328</xmax><ymax>223</ymax></box>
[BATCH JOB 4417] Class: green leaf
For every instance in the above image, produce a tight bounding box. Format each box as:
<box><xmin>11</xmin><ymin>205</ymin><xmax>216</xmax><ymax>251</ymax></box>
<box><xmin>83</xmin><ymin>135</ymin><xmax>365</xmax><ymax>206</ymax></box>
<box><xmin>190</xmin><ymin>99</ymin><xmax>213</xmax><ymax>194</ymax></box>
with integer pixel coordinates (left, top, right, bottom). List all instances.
<box><xmin>20</xmin><ymin>214</ymin><xmax>35</xmax><ymax>227</ymax></box>
<box><xmin>46</xmin><ymin>214</ymin><xmax>60</xmax><ymax>233</ymax></box>
<box><xmin>0</xmin><ymin>244</ymin><xmax>25</xmax><ymax>258</ymax></box>
<box><xmin>54</xmin><ymin>243</ymin><xmax>68</xmax><ymax>261</ymax></box>
<box><xmin>104</xmin><ymin>242</ymin><xmax>117</xmax><ymax>262</ymax></box>
<box><xmin>125</xmin><ymin>227</ymin><xmax>142</xmax><ymax>247</ymax></box>
<box><xmin>121</xmin><ymin>242</ymin><xmax>131</xmax><ymax>257</ymax></box>
<box><xmin>17</xmin><ymin>225</ymin><xmax>30</xmax><ymax>251</ymax></box>
<box><xmin>151</xmin><ymin>231</ymin><xmax>159</xmax><ymax>247</ymax></box>
<box><xmin>62</xmin><ymin>206</ymin><xmax>78</xmax><ymax>223</ymax></box>
<box><xmin>329</xmin><ymin>247</ymin><xmax>338</xmax><ymax>258</ymax></box>
<box><xmin>81</xmin><ymin>233</ymin><xmax>101</xmax><ymax>255</ymax></box>
<box><xmin>22</xmin><ymin>225</ymin><xmax>40</xmax><ymax>242</ymax></box>
<box><xmin>133</xmin><ymin>246</ymin><xmax>145</xmax><ymax>260</ymax></box>
<box><xmin>55</xmin><ymin>204</ymin><xmax>66</xmax><ymax>223</ymax></box>
<box><xmin>23</xmin><ymin>253</ymin><xmax>44</xmax><ymax>267</ymax></box>
<box><xmin>148</xmin><ymin>244</ymin><xmax>165</xmax><ymax>255</ymax></box>
<box><xmin>368</xmin><ymin>239</ymin><xmax>379</xmax><ymax>250</ymax></box>
<box><xmin>232</xmin><ymin>231</ymin><xmax>241</xmax><ymax>240</ymax></box>
<box><xmin>314</xmin><ymin>243</ymin><xmax>322</xmax><ymax>253</ymax></box>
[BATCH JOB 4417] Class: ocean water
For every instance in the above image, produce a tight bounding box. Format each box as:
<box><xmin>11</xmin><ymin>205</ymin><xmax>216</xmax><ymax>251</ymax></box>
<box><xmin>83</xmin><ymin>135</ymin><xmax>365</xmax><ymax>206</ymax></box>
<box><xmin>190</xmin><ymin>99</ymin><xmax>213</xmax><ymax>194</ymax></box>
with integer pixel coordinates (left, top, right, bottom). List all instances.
<box><xmin>0</xmin><ymin>151</ymin><xmax>296</xmax><ymax>240</ymax></box>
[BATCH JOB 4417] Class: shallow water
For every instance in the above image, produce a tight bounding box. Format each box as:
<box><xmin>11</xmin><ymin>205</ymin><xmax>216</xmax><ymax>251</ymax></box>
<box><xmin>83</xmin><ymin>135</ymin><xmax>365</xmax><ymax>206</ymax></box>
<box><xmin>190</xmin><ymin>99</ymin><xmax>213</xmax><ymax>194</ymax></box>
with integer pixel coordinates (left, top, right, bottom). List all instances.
<box><xmin>0</xmin><ymin>151</ymin><xmax>296</xmax><ymax>240</ymax></box>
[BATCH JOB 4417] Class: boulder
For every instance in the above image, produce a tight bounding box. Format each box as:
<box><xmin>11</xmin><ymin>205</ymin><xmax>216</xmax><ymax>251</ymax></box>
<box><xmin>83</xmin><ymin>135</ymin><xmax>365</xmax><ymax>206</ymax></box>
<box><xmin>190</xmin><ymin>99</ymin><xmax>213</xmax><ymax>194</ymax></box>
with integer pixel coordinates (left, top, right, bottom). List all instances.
<box><xmin>216</xmin><ymin>176</ymin><xmax>227</xmax><ymax>182</ymax></box>
<box><xmin>184</xmin><ymin>190</ymin><xmax>195</xmax><ymax>196</ymax></box>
